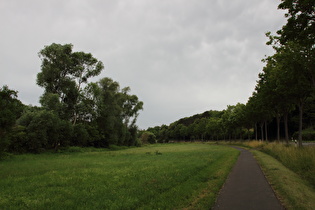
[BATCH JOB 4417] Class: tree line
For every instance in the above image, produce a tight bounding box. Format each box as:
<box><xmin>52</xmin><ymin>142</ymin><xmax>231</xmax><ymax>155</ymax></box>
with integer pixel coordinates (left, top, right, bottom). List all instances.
<box><xmin>1</xmin><ymin>43</ymin><xmax>143</xmax><ymax>155</ymax></box>
<box><xmin>145</xmin><ymin>0</ymin><xmax>315</xmax><ymax>147</ymax></box>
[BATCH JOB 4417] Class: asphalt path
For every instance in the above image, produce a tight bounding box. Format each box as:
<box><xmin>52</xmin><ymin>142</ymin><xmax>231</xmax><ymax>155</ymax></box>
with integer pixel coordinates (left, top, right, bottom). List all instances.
<box><xmin>212</xmin><ymin>147</ymin><xmax>284</xmax><ymax>210</ymax></box>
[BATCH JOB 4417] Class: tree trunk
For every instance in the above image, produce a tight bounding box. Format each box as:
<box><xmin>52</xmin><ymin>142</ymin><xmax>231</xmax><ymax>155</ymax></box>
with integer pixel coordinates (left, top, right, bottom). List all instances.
<box><xmin>276</xmin><ymin>114</ymin><xmax>280</xmax><ymax>142</ymax></box>
<box><xmin>264</xmin><ymin>121</ymin><xmax>268</xmax><ymax>142</ymax></box>
<box><xmin>298</xmin><ymin>101</ymin><xmax>304</xmax><ymax>147</ymax></box>
<box><xmin>260</xmin><ymin>123</ymin><xmax>264</xmax><ymax>141</ymax></box>
<box><xmin>283</xmin><ymin>112</ymin><xmax>289</xmax><ymax>144</ymax></box>
<box><xmin>255</xmin><ymin>123</ymin><xmax>258</xmax><ymax>140</ymax></box>
<box><xmin>73</xmin><ymin>113</ymin><xmax>78</xmax><ymax>125</ymax></box>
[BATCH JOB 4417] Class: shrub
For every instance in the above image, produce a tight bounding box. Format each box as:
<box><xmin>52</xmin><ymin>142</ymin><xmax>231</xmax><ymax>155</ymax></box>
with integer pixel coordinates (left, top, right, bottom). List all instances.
<box><xmin>17</xmin><ymin>110</ymin><xmax>72</xmax><ymax>153</ymax></box>
<box><xmin>7</xmin><ymin>125</ymin><xmax>28</xmax><ymax>153</ymax></box>
<box><xmin>140</xmin><ymin>131</ymin><xmax>156</xmax><ymax>144</ymax></box>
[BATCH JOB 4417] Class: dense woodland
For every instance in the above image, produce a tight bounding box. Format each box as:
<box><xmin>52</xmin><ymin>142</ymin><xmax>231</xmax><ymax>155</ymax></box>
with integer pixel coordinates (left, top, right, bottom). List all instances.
<box><xmin>1</xmin><ymin>0</ymin><xmax>314</xmax><ymax>155</ymax></box>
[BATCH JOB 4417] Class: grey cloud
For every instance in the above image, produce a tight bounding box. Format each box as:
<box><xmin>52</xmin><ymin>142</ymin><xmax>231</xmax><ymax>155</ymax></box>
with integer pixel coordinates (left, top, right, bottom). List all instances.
<box><xmin>0</xmin><ymin>0</ymin><xmax>286</xmax><ymax>129</ymax></box>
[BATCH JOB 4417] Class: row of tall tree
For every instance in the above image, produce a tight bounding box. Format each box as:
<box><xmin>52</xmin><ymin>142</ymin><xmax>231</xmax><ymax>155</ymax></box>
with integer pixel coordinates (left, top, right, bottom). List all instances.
<box><xmin>1</xmin><ymin>43</ymin><xmax>143</xmax><ymax>155</ymax></box>
<box><xmin>252</xmin><ymin>0</ymin><xmax>314</xmax><ymax>147</ymax></box>
<box><xmin>146</xmin><ymin>0</ymin><xmax>315</xmax><ymax>147</ymax></box>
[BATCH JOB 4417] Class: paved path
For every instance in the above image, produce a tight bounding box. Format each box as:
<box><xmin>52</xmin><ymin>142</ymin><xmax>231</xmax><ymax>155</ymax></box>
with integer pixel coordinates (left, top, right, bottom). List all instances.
<box><xmin>212</xmin><ymin>147</ymin><xmax>284</xmax><ymax>210</ymax></box>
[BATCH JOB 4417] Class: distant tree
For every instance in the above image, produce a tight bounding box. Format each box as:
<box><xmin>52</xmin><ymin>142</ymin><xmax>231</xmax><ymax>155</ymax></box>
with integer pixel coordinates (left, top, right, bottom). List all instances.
<box><xmin>221</xmin><ymin>105</ymin><xmax>239</xmax><ymax>140</ymax></box>
<box><xmin>140</xmin><ymin>131</ymin><xmax>156</xmax><ymax>144</ymax></box>
<box><xmin>206</xmin><ymin>117</ymin><xmax>222</xmax><ymax>140</ymax></box>
<box><xmin>93</xmin><ymin>77</ymin><xmax>143</xmax><ymax>146</ymax></box>
<box><xmin>179</xmin><ymin>124</ymin><xmax>188</xmax><ymax>141</ymax></box>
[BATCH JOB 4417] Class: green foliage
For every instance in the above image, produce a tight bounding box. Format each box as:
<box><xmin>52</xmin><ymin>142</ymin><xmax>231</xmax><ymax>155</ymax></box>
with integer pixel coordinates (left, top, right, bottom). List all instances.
<box><xmin>262</xmin><ymin>0</ymin><xmax>315</xmax><ymax>145</ymax></box>
<box><xmin>7</xmin><ymin>125</ymin><xmax>28</xmax><ymax>153</ymax></box>
<box><xmin>148</xmin><ymin>106</ymin><xmax>252</xmax><ymax>142</ymax></box>
<box><xmin>0</xmin><ymin>85</ymin><xmax>23</xmax><ymax>155</ymax></box>
<box><xmin>37</xmin><ymin>43</ymin><xmax>104</xmax><ymax>122</ymax></box>
<box><xmin>94</xmin><ymin>77</ymin><xmax>143</xmax><ymax>146</ymax></box>
<box><xmin>140</xmin><ymin>131</ymin><xmax>156</xmax><ymax>144</ymax></box>
<box><xmin>72</xmin><ymin>124</ymin><xmax>90</xmax><ymax>146</ymax></box>
<box><xmin>17</xmin><ymin>109</ymin><xmax>72</xmax><ymax>153</ymax></box>
<box><xmin>3</xmin><ymin>40</ymin><xmax>144</xmax><ymax>152</ymax></box>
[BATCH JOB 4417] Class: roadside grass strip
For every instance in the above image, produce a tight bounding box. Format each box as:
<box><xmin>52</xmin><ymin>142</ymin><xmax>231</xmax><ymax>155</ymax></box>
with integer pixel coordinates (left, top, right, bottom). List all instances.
<box><xmin>0</xmin><ymin>143</ymin><xmax>238</xmax><ymax>209</ymax></box>
<box><xmin>252</xmin><ymin>150</ymin><xmax>315</xmax><ymax>210</ymax></box>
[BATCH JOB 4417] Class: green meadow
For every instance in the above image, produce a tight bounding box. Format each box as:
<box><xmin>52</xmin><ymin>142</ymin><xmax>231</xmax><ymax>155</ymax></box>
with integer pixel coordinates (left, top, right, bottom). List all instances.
<box><xmin>0</xmin><ymin>143</ymin><xmax>239</xmax><ymax>209</ymax></box>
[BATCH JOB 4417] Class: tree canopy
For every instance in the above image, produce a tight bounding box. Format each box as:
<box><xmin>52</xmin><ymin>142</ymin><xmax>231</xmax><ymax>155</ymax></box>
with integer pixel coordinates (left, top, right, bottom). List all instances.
<box><xmin>2</xmin><ymin>43</ymin><xmax>143</xmax><ymax>154</ymax></box>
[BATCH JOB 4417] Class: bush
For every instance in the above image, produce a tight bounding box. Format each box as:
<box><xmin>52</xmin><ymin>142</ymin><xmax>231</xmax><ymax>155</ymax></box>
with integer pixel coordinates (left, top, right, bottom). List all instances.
<box><xmin>140</xmin><ymin>131</ymin><xmax>156</xmax><ymax>144</ymax></box>
<box><xmin>8</xmin><ymin>125</ymin><xmax>28</xmax><ymax>153</ymax></box>
<box><xmin>72</xmin><ymin>124</ymin><xmax>90</xmax><ymax>146</ymax></box>
<box><xmin>17</xmin><ymin>110</ymin><xmax>72</xmax><ymax>153</ymax></box>
<box><xmin>135</xmin><ymin>138</ymin><xmax>142</xmax><ymax>147</ymax></box>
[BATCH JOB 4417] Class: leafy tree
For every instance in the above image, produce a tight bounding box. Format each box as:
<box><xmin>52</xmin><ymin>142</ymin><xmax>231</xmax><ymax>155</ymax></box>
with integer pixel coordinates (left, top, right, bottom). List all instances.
<box><xmin>206</xmin><ymin>117</ymin><xmax>222</xmax><ymax>140</ymax></box>
<box><xmin>221</xmin><ymin>105</ymin><xmax>241</xmax><ymax>140</ymax></box>
<box><xmin>37</xmin><ymin>43</ymin><xmax>104</xmax><ymax>124</ymax></box>
<box><xmin>266</xmin><ymin>39</ymin><xmax>311</xmax><ymax>145</ymax></box>
<box><xmin>179</xmin><ymin>124</ymin><xmax>188</xmax><ymax>141</ymax></box>
<box><xmin>93</xmin><ymin>77</ymin><xmax>143</xmax><ymax>146</ymax></box>
<box><xmin>275</xmin><ymin>0</ymin><xmax>315</xmax><ymax>87</ymax></box>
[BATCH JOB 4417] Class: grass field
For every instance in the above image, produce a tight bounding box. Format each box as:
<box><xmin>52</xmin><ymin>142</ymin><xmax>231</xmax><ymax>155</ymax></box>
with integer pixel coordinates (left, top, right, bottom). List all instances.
<box><xmin>0</xmin><ymin>143</ymin><xmax>239</xmax><ymax>209</ymax></box>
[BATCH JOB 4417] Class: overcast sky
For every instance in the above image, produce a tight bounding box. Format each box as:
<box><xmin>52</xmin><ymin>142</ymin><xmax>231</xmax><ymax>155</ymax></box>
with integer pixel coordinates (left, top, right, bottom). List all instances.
<box><xmin>0</xmin><ymin>0</ymin><xmax>286</xmax><ymax>129</ymax></box>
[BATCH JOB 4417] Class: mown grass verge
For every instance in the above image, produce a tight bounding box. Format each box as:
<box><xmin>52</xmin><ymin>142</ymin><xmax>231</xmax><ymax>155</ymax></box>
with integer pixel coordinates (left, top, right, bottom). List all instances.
<box><xmin>0</xmin><ymin>143</ymin><xmax>239</xmax><ymax>209</ymax></box>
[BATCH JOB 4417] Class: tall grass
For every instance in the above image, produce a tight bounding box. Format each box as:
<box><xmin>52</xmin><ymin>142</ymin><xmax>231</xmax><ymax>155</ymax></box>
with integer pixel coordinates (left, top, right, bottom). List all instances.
<box><xmin>260</xmin><ymin>143</ymin><xmax>315</xmax><ymax>188</ymax></box>
<box><xmin>0</xmin><ymin>143</ymin><xmax>238</xmax><ymax>209</ymax></box>
<box><xmin>252</xmin><ymin>150</ymin><xmax>315</xmax><ymax>209</ymax></box>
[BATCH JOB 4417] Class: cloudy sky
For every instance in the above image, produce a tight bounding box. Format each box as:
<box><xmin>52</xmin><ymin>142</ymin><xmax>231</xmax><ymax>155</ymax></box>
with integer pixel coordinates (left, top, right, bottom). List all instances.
<box><xmin>0</xmin><ymin>0</ymin><xmax>286</xmax><ymax>129</ymax></box>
